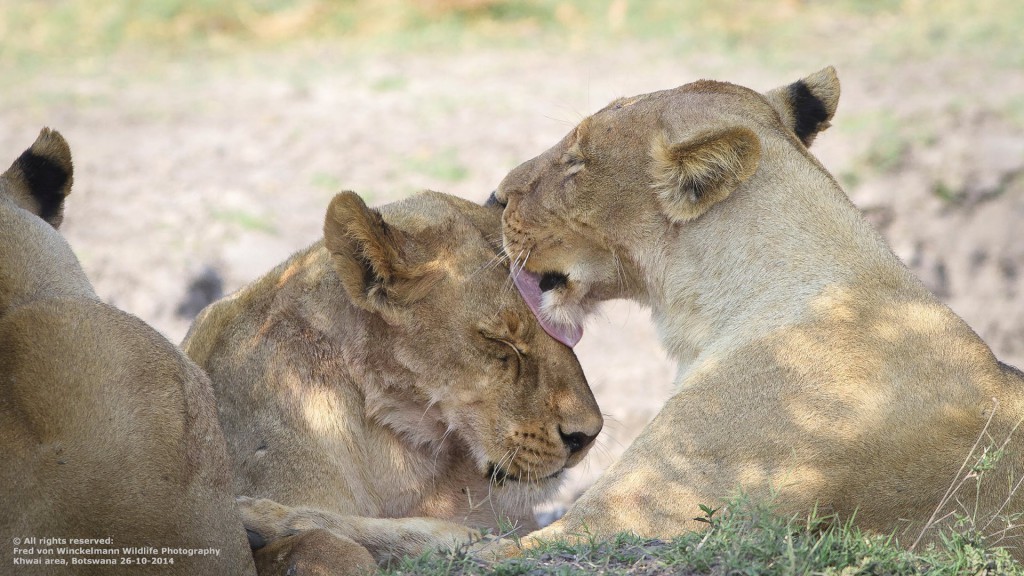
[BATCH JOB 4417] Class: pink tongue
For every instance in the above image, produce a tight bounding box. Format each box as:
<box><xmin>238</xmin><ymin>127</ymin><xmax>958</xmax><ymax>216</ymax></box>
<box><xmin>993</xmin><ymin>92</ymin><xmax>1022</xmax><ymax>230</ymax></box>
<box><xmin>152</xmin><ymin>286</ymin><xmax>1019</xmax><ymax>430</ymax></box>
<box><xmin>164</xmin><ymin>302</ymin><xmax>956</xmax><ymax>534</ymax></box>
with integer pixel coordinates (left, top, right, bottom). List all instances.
<box><xmin>512</xmin><ymin>270</ymin><xmax>583</xmax><ymax>348</ymax></box>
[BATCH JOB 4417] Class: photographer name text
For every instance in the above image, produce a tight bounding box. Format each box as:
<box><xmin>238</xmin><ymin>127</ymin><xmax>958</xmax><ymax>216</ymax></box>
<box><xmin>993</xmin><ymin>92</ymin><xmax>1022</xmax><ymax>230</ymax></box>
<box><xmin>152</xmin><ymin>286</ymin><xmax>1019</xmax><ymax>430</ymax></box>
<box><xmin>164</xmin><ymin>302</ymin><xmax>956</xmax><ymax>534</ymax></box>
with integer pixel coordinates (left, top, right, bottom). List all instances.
<box><xmin>12</xmin><ymin>537</ymin><xmax>220</xmax><ymax>567</ymax></box>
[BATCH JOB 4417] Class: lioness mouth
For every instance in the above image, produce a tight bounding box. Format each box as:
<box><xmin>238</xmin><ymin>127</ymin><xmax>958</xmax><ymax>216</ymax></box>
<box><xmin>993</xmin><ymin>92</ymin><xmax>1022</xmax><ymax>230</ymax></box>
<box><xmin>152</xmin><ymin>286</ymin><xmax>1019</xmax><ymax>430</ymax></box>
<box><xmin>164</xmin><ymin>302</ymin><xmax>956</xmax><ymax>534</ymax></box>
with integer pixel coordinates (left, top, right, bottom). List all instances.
<box><xmin>512</xmin><ymin>269</ymin><xmax>583</xmax><ymax>348</ymax></box>
<box><xmin>487</xmin><ymin>463</ymin><xmax>562</xmax><ymax>485</ymax></box>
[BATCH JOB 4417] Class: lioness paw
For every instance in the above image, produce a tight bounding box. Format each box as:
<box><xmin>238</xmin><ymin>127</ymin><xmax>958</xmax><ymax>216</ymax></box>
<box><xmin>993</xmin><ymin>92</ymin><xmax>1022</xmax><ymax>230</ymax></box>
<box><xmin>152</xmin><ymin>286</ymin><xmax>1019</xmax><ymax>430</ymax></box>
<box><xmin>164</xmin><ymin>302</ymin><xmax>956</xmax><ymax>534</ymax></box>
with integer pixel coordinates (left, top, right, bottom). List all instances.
<box><xmin>236</xmin><ymin>496</ymin><xmax>304</xmax><ymax>543</ymax></box>
<box><xmin>361</xmin><ymin>517</ymin><xmax>481</xmax><ymax>564</ymax></box>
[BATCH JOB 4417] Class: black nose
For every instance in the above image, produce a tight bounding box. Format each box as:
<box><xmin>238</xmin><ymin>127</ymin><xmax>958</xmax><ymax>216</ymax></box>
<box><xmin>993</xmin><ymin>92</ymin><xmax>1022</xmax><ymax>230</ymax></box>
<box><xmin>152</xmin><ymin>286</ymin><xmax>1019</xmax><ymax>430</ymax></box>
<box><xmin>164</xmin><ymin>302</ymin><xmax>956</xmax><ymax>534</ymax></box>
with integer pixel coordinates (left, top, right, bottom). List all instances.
<box><xmin>485</xmin><ymin>190</ymin><xmax>507</xmax><ymax>208</ymax></box>
<box><xmin>539</xmin><ymin>272</ymin><xmax>568</xmax><ymax>292</ymax></box>
<box><xmin>559</xmin><ymin>427</ymin><xmax>597</xmax><ymax>455</ymax></box>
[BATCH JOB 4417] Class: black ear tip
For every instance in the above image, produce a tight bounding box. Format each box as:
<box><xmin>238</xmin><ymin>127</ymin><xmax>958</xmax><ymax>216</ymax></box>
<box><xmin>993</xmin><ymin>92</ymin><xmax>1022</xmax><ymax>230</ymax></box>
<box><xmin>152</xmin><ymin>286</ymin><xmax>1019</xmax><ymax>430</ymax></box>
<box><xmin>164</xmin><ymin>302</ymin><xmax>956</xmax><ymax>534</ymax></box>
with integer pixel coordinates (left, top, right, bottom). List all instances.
<box><xmin>788</xmin><ymin>80</ymin><xmax>831</xmax><ymax>146</ymax></box>
<box><xmin>13</xmin><ymin>128</ymin><xmax>74</xmax><ymax>226</ymax></box>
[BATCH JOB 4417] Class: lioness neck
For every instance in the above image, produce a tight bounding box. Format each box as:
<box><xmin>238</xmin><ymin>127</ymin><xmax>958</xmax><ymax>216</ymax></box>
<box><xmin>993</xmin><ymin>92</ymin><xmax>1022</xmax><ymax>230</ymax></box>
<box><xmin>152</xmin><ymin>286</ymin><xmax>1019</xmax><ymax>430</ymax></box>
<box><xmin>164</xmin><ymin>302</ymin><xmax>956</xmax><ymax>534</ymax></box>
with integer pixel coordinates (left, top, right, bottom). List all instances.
<box><xmin>644</xmin><ymin>142</ymin><xmax>933</xmax><ymax>371</ymax></box>
<box><xmin>235</xmin><ymin>242</ymin><xmax>470</xmax><ymax>510</ymax></box>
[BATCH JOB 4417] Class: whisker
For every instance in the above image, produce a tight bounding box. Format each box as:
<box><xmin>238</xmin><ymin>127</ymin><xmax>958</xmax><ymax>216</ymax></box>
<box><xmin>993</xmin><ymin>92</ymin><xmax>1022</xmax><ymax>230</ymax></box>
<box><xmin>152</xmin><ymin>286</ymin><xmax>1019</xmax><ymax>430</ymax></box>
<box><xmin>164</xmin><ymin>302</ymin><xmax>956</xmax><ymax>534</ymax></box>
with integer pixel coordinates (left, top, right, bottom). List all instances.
<box><xmin>483</xmin><ymin>231</ymin><xmax>507</xmax><ymax>246</ymax></box>
<box><xmin>488</xmin><ymin>447</ymin><xmax>520</xmax><ymax>522</ymax></box>
<box><xmin>612</xmin><ymin>251</ymin><xmax>628</xmax><ymax>294</ymax></box>
<box><xmin>601</xmin><ymin>411</ymin><xmax>624</xmax><ymax>427</ymax></box>
<box><xmin>503</xmin><ymin>249</ymin><xmax>526</xmax><ymax>293</ymax></box>
<box><xmin>596</xmin><ymin>428</ymin><xmax>628</xmax><ymax>452</ymax></box>
<box><xmin>432</xmin><ymin>425</ymin><xmax>456</xmax><ymax>464</ymax></box>
<box><xmin>510</xmin><ymin>249</ymin><xmax>531</xmax><ymax>282</ymax></box>
<box><xmin>468</xmin><ymin>251</ymin><xmax>511</xmax><ymax>280</ymax></box>
<box><xmin>418</xmin><ymin>399</ymin><xmax>437</xmax><ymax>426</ymax></box>
<box><xmin>542</xmin><ymin>114</ymin><xmax>579</xmax><ymax>128</ymax></box>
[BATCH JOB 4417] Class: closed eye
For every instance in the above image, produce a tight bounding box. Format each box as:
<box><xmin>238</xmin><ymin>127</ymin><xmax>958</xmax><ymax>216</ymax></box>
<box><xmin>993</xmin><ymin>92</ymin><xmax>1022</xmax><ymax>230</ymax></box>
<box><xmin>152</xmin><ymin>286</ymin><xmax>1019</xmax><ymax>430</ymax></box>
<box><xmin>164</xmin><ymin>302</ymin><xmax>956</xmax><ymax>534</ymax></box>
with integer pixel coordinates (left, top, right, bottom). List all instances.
<box><xmin>478</xmin><ymin>329</ymin><xmax>526</xmax><ymax>361</ymax></box>
<box><xmin>491</xmin><ymin>337</ymin><xmax>523</xmax><ymax>361</ymax></box>
<box><xmin>561</xmin><ymin>153</ymin><xmax>585</xmax><ymax>177</ymax></box>
<box><xmin>482</xmin><ymin>335</ymin><xmax>523</xmax><ymax>379</ymax></box>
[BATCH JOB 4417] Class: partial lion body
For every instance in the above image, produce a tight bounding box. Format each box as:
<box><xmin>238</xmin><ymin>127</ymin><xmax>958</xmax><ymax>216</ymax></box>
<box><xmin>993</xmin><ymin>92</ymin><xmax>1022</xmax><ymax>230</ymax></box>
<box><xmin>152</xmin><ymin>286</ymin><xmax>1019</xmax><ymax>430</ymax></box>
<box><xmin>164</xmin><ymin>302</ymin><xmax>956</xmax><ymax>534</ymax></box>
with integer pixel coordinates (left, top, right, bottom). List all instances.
<box><xmin>1</xmin><ymin>129</ymin><xmax>255</xmax><ymax>575</ymax></box>
<box><xmin>556</xmin><ymin>290</ymin><xmax>1024</xmax><ymax>541</ymax></box>
<box><xmin>183</xmin><ymin>191</ymin><xmax>602</xmax><ymax>574</ymax></box>
<box><xmin>493</xmin><ymin>68</ymin><xmax>1024</xmax><ymax>553</ymax></box>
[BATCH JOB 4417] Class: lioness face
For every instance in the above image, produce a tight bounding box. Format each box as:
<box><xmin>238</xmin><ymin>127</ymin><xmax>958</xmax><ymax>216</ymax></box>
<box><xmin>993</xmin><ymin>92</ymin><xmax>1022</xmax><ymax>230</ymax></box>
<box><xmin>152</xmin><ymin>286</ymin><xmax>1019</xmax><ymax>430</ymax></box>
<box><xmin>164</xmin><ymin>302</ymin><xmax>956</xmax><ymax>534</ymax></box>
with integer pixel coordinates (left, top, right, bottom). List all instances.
<box><xmin>492</xmin><ymin>69</ymin><xmax>838</xmax><ymax>332</ymax></box>
<box><xmin>324</xmin><ymin>192</ymin><xmax>603</xmax><ymax>498</ymax></box>
<box><xmin>492</xmin><ymin>90</ymin><xmax>688</xmax><ymax>331</ymax></box>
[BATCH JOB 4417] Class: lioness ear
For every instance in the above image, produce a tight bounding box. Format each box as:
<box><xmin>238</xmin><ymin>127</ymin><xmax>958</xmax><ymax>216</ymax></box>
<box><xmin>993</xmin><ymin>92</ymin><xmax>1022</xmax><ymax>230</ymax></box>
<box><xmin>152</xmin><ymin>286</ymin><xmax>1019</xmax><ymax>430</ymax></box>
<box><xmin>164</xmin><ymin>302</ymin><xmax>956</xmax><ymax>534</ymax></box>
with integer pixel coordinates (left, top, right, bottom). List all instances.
<box><xmin>650</xmin><ymin>126</ymin><xmax>761</xmax><ymax>222</ymax></box>
<box><xmin>764</xmin><ymin>66</ymin><xmax>840</xmax><ymax>147</ymax></box>
<box><xmin>323</xmin><ymin>191</ymin><xmax>441</xmax><ymax>317</ymax></box>
<box><xmin>1</xmin><ymin>127</ymin><xmax>73</xmax><ymax>228</ymax></box>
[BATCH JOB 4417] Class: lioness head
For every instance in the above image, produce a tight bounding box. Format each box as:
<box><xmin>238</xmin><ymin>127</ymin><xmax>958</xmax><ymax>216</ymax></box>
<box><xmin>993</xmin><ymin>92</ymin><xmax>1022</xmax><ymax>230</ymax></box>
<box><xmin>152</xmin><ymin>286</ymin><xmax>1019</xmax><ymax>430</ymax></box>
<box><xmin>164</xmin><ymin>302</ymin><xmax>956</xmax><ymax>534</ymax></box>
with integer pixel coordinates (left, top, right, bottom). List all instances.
<box><xmin>324</xmin><ymin>191</ymin><xmax>603</xmax><ymax>498</ymax></box>
<box><xmin>490</xmin><ymin>67</ymin><xmax>839</xmax><ymax>333</ymax></box>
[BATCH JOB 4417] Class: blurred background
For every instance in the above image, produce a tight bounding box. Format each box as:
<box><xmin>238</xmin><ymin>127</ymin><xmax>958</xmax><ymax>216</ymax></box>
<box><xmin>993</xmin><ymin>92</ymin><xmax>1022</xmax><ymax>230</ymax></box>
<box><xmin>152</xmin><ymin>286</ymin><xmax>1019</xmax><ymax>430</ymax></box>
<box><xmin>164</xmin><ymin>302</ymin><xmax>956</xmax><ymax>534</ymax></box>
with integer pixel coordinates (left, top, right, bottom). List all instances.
<box><xmin>2</xmin><ymin>0</ymin><xmax>1023</xmax><ymax>518</ymax></box>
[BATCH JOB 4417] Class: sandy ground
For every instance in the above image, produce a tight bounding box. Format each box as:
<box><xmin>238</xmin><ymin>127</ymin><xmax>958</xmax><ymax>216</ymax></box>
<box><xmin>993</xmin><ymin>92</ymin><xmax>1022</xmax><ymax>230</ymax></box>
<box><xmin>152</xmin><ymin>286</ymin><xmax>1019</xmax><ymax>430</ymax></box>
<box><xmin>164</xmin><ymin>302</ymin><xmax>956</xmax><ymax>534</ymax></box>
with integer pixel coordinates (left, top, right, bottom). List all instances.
<box><xmin>2</xmin><ymin>40</ymin><xmax>1023</xmax><ymax>517</ymax></box>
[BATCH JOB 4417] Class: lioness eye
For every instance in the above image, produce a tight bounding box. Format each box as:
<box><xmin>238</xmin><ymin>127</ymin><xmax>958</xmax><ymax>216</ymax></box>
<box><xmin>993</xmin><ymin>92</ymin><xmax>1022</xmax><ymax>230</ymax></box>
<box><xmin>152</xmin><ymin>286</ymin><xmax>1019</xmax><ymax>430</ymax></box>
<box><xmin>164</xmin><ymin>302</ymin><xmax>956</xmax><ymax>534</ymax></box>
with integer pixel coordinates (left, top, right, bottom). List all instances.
<box><xmin>495</xmin><ymin>339</ymin><xmax>522</xmax><ymax>359</ymax></box>
<box><xmin>561</xmin><ymin>154</ymin><xmax>584</xmax><ymax>179</ymax></box>
<box><xmin>561</xmin><ymin>153</ymin><xmax>584</xmax><ymax>167</ymax></box>
<box><xmin>479</xmin><ymin>331</ymin><xmax>524</xmax><ymax>361</ymax></box>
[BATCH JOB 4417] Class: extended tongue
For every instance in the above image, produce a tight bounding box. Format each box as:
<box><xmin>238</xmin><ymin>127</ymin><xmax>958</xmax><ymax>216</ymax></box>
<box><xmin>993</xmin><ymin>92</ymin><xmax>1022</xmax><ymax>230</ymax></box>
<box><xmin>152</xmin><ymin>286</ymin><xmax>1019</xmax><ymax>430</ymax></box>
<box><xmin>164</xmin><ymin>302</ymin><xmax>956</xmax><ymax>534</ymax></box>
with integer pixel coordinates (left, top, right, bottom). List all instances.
<box><xmin>512</xmin><ymin>270</ymin><xmax>583</xmax><ymax>348</ymax></box>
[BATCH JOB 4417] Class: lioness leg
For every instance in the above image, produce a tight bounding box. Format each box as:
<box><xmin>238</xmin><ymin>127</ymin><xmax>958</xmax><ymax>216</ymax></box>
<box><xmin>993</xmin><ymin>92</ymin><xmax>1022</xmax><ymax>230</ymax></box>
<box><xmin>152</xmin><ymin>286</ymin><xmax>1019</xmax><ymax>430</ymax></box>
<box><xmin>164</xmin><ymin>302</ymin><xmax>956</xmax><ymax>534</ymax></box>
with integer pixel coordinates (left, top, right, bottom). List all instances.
<box><xmin>238</xmin><ymin>497</ymin><xmax>478</xmax><ymax>565</ymax></box>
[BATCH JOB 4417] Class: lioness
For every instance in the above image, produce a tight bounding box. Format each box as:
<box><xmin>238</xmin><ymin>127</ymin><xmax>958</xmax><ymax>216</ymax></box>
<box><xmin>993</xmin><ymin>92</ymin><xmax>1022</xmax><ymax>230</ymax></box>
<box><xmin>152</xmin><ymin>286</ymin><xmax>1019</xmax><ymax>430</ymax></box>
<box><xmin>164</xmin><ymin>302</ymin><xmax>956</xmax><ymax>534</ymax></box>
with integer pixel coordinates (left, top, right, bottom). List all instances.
<box><xmin>0</xmin><ymin>129</ymin><xmax>255</xmax><ymax>574</ymax></box>
<box><xmin>182</xmin><ymin>190</ymin><xmax>603</xmax><ymax>574</ymax></box>
<box><xmin>491</xmin><ymin>67</ymin><xmax>1024</xmax><ymax>551</ymax></box>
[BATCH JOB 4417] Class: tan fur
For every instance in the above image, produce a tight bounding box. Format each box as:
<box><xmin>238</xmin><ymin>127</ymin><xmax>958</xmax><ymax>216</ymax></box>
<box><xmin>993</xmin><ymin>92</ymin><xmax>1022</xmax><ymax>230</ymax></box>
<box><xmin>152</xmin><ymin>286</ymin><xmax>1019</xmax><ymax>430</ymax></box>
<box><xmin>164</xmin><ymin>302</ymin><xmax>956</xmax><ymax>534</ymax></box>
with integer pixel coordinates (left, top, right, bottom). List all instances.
<box><xmin>182</xmin><ymin>190</ymin><xmax>602</xmax><ymax>574</ymax></box>
<box><xmin>492</xmin><ymin>68</ymin><xmax>1024</xmax><ymax>554</ymax></box>
<box><xmin>0</xmin><ymin>129</ymin><xmax>255</xmax><ymax>574</ymax></box>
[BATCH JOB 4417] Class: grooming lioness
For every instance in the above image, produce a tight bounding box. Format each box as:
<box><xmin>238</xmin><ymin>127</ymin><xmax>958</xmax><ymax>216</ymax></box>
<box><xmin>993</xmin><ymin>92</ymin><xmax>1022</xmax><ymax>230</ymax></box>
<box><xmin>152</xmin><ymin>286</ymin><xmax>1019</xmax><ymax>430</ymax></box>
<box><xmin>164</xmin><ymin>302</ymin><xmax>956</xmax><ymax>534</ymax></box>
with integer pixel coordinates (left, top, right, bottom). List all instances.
<box><xmin>1</xmin><ymin>129</ymin><xmax>255</xmax><ymax>574</ymax></box>
<box><xmin>183</xmin><ymin>191</ymin><xmax>602</xmax><ymax>574</ymax></box>
<box><xmin>491</xmin><ymin>67</ymin><xmax>1024</xmax><ymax>550</ymax></box>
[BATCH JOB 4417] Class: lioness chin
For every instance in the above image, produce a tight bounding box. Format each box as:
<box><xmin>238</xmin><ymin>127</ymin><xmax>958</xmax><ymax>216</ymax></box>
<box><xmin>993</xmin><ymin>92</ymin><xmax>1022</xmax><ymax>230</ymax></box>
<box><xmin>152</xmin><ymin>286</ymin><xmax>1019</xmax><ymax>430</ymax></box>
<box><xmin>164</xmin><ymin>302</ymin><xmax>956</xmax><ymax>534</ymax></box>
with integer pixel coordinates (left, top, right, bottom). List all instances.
<box><xmin>492</xmin><ymin>67</ymin><xmax>1024</xmax><ymax>555</ymax></box>
<box><xmin>1</xmin><ymin>129</ymin><xmax>255</xmax><ymax>575</ymax></box>
<box><xmin>182</xmin><ymin>190</ymin><xmax>603</xmax><ymax>575</ymax></box>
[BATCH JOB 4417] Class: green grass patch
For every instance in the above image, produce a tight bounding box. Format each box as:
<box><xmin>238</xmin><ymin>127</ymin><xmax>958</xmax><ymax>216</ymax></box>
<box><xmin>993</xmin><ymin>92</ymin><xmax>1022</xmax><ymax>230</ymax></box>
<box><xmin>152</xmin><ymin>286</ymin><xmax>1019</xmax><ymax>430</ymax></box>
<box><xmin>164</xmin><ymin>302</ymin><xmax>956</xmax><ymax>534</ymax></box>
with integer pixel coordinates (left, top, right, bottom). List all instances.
<box><xmin>382</xmin><ymin>498</ymin><xmax>1023</xmax><ymax>575</ymax></box>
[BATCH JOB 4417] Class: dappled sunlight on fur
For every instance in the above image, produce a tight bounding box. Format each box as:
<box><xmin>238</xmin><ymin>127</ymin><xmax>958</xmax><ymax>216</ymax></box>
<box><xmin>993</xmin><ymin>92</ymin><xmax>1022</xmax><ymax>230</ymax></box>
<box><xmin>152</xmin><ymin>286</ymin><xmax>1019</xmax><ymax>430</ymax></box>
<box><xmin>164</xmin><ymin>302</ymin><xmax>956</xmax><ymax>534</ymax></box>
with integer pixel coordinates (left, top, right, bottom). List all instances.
<box><xmin>182</xmin><ymin>190</ymin><xmax>603</xmax><ymax>573</ymax></box>
<box><xmin>492</xmin><ymin>67</ymin><xmax>1024</xmax><ymax>559</ymax></box>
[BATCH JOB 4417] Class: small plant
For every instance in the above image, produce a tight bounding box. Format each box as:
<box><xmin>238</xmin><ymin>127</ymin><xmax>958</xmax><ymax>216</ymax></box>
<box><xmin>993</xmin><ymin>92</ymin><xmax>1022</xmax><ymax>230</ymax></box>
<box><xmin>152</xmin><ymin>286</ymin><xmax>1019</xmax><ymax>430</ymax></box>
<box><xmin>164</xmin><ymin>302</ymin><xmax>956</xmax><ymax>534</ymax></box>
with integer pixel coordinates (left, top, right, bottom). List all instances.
<box><xmin>912</xmin><ymin>401</ymin><xmax>1024</xmax><ymax>559</ymax></box>
<box><xmin>693</xmin><ymin>503</ymin><xmax>719</xmax><ymax>528</ymax></box>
